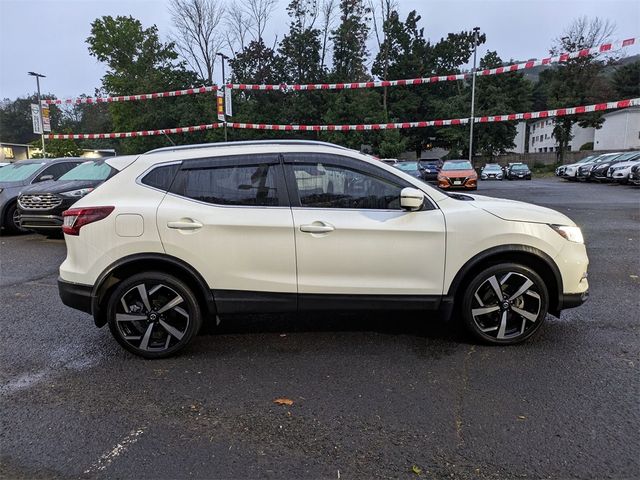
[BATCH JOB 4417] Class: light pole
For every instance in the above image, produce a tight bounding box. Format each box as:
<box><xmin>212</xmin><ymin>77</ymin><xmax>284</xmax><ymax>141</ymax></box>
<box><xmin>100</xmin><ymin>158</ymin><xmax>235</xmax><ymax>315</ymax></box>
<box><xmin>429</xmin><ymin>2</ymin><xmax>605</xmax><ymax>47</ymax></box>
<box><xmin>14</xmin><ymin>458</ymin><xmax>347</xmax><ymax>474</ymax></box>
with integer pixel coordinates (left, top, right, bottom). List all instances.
<box><xmin>28</xmin><ymin>71</ymin><xmax>46</xmax><ymax>156</ymax></box>
<box><xmin>468</xmin><ymin>27</ymin><xmax>481</xmax><ymax>165</ymax></box>
<box><xmin>216</xmin><ymin>52</ymin><xmax>229</xmax><ymax>142</ymax></box>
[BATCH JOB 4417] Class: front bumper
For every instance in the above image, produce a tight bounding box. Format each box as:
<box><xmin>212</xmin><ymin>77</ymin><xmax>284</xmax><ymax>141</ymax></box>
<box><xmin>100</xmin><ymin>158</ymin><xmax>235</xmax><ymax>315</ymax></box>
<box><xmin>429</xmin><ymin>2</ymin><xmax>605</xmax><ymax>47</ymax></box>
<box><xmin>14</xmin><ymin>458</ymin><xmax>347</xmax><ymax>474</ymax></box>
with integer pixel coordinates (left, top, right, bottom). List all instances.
<box><xmin>18</xmin><ymin>197</ymin><xmax>76</xmax><ymax>231</ymax></box>
<box><xmin>438</xmin><ymin>177</ymin><xmax>477</xmax><ymax>189</ymax></box>
<box><xmin>58</xmin><ymin>277</ymin><xmax>93</xmax><ymax>314</ymax></box>
<box><xmin>629</xmin><ymin>171</ymin><xmax>640</xmax><ymax>185</ymax></box>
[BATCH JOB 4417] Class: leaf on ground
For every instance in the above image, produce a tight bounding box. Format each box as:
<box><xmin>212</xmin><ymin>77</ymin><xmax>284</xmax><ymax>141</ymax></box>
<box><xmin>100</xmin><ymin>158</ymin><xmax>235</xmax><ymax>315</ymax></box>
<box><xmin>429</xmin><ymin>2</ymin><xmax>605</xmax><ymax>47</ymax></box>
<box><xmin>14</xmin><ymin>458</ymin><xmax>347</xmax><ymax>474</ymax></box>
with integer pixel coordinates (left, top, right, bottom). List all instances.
<box><xmin>273</xmin><ymin>398</ymin><xmax>294</xmax><ymax>406</ymax></box>
<box><xmin>411</xmin><ymin>465</ymin><xmax>422</xmax><ymax>475</ymax></box>
<box><xmin>517</xmin><ymin>415</ymin><xmax>526</xmax><ymax>420</ymax></box>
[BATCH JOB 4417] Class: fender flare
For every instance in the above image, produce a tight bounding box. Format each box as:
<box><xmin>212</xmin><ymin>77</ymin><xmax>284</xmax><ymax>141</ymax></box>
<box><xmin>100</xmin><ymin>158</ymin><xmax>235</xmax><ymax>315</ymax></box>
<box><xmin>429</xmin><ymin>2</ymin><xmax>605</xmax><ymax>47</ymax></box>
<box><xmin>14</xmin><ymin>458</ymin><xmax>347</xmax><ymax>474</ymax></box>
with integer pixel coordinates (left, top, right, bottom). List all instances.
<box><xmin>91</xmin><ymin>252</ymin><xmax>216</xmax><ymax>327</ymax></box>
<box><xmin>439</xmin><ymin>244</ymin><xmax>564</xmax><ymax>320</ymax></box>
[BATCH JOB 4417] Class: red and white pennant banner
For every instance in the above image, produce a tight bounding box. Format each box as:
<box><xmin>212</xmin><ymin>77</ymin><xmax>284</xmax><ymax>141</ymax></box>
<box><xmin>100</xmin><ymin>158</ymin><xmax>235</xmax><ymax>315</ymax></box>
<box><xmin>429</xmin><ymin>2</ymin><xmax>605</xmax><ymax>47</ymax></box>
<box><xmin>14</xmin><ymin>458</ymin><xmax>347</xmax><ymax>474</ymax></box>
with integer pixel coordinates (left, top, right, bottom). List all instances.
<box><xmin>45</xmin><ymin>98</ymin><xmax>639</xmax><ymax>139</ymax></box>
<box><xmin>230</xmin><ymin>37</ymin><xmax>637</xmax><ymax>91</ymax></box>
<box><xmin>42</xmin><ymin>38</ymin><xmax>637</xmax><ymax>104</ymax></box>
<box><xmin>47</xmin><ymin>123</ymin><xmax>223</xmax><ymax>140</ymax></box>
<box><xmin>43</xmin><ymin>85</ymin><xmax>218</xmax><ymax>105</ymax></box>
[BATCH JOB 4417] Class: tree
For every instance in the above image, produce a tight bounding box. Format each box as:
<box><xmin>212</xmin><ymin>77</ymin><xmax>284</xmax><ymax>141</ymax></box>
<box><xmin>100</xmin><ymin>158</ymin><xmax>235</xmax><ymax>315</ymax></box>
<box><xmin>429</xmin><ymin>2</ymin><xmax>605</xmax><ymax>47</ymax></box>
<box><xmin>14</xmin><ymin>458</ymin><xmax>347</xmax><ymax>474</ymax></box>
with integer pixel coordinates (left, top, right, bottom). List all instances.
<box><xmin>612</xmin><ymin>60</ymin><xmax>640</xmax><ymax>98</ymax></box>
<box><xmin>331</xmin><ymin>0</ymin><xmax>371</xmax><ymax>82</ymax></box>
<box><xmin>86</xmin><ymin>15</ymin><xmax>219</xmax><ymax>153</ymax></box>
<box><xmin>169</xmin><ymin>0</ymin><xmax>226</xmax><ymax>84</ymax></box>
<box><xmin>319</xmin><ymin>0</ymin><xmax>337</xmax><ymax>70</ymax></box>
<box><xmin>370</xmin><ymin>0</ymin><xmax>398</xmax><ymax>118</ymax></box>
<box><xmin>0</xmin><ymin>94</ymin><xmax>62</xmax><ymax>145</ymax></box>
<box><xmin>473</xmin><ymin>51</ymin><xmax>533</xmax><ymax>159</ymax></box>
<box><xmin>543</xmin><ymin>17</ymin><xmax>617</xmax><ymax>161</ymax></box>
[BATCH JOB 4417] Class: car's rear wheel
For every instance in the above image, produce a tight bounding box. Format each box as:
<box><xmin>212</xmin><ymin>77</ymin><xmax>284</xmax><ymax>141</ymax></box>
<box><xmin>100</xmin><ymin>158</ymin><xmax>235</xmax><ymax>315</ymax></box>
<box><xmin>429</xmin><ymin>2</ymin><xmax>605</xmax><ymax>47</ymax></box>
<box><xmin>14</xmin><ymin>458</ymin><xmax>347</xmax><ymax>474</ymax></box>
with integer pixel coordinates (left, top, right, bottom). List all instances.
<box><xmin>106</xmin><ymin>272</ymin><xmax>202</xmax><ymax>358</ymax></box>
<box><xmin>461</xmin><ymin>264</ymin><xmax>548</xmax><ymax>345</ymax></box>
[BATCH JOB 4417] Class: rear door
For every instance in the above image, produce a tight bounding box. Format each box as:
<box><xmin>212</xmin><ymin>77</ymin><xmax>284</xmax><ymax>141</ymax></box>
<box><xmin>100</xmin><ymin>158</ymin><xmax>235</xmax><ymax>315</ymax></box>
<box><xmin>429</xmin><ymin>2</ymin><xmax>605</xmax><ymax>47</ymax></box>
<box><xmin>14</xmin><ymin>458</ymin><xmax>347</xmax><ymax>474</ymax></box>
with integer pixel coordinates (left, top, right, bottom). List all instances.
<box><xmin>156</xmin><ymin>153</ymin><xmax>297</xmax><ymax>312</ymax></box>
<box><xmin>283</xmin><ymin>152</ymin><xmax>446</xmax><ymax>301</ymax></box>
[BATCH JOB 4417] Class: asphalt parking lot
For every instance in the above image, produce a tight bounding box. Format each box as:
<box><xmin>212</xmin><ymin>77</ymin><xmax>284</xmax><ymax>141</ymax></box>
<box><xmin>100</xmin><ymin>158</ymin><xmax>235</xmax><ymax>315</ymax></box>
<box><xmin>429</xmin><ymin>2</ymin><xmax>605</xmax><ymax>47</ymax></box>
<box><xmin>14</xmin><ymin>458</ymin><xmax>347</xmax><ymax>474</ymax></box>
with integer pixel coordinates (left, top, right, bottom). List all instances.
<box><xmin>1</xmin><ymin>177</ymin><xmax>638</xmax><ymax>479</ymax></box>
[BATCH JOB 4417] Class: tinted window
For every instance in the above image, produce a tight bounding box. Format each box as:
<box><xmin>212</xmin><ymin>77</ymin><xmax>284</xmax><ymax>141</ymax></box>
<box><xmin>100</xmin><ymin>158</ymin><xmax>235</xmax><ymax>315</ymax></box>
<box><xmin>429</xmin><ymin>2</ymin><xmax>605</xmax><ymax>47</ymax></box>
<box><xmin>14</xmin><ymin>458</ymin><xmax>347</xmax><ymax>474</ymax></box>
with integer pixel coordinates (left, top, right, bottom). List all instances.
<box><xmin>40</xmin><ymin>162</ymin><xmax>80</xmax><ymax>180</ymax></box>
<box><xmin>171</xmin><ymin>163</ymin><xmax>281</xmax><ymax>206</ymax></box>
<box><xmin>291</xmin><ymin>162</ymin><xmax>403</xmax><ymax>210</ymax></box>
<box><xmin>141</xmin><ymin>164</ymin><xmax>180</xmax><ymax>191</ymax></box>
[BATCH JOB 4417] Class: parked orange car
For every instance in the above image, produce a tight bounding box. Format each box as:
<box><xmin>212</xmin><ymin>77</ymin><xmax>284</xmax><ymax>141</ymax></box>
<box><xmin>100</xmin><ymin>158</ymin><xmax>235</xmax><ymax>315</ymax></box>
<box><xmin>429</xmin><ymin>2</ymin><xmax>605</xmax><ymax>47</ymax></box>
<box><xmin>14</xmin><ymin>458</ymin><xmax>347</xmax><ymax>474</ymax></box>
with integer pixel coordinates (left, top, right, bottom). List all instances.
<box><xmin>437</xmin><ymin>160</ymin><xmax>478</xmax><ymax>190</ymax></box>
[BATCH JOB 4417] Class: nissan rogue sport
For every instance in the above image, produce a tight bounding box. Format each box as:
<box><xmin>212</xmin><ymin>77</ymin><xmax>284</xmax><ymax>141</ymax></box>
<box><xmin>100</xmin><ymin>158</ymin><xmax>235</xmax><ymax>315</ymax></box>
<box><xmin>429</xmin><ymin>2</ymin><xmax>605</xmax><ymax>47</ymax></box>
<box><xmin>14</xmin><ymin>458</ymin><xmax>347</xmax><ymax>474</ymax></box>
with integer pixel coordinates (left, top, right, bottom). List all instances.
<box><xmin>58</xmin><ymin>141</ymin><xmax>589</xmax><ymax>358</ymax></box>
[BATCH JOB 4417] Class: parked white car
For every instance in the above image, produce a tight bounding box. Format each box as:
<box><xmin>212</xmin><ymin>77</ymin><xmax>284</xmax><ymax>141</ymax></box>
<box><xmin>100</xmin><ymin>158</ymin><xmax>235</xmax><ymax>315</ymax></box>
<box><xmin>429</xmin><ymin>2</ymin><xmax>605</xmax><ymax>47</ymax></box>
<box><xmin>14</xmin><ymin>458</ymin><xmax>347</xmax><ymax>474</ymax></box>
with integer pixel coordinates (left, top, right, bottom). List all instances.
<box><xmin>608</xmin><ymin>159</ymin><xmax>640</xmax><ymax>183</ymax></box>
<box><xmin>58</xmin><ymin>140</ymin><xmax>589</xmax><ymax>358</ymax></box>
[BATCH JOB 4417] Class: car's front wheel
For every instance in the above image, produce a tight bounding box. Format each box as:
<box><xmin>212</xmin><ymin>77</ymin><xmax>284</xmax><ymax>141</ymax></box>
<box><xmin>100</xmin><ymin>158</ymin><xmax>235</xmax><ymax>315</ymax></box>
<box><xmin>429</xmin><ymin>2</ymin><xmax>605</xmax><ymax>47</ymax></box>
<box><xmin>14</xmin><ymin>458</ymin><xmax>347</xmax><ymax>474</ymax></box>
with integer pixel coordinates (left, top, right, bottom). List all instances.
<box><xmin>106</xmin><ymin>272</ymin><xmax>202</xmax><ymax>358</ymax></box>
<box><xmin>461</xmin><ymin>264</ymin><xmax>548</xmax><ymax>344</ymax></box>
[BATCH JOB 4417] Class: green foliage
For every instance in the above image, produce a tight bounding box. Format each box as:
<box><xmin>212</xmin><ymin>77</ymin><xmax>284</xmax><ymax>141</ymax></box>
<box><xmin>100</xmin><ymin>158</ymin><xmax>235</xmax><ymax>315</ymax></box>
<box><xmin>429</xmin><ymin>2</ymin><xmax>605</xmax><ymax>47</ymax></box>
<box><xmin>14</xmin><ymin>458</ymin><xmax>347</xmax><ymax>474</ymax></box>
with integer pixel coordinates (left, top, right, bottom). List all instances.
<box><xmin>86</xmin><ymin>15</ymin><xmax>216</xmax><ymax>153</ymax></box>
<box><xmin>580</xmin><ymin>141</ymin><xmax>594</xmax><ymax>150</ymax></box>
<box><xmin>612</xmin><ymin>61</ymin><xmax>640</xmax><ymax>98</ymax></box>
<box><xmin>30</xmin><ymin>137</ymin><xmax>83</xmax><ymax>158</ymax></box>
<box><xmin>331</xmin><ymin>0</ymin><xmax>371</xmax><ymax>82</ymax></box>
<box><xmin>378</xmin><ymin>129</ymin><xmax>408</xmax><ymax>158</ymax></box>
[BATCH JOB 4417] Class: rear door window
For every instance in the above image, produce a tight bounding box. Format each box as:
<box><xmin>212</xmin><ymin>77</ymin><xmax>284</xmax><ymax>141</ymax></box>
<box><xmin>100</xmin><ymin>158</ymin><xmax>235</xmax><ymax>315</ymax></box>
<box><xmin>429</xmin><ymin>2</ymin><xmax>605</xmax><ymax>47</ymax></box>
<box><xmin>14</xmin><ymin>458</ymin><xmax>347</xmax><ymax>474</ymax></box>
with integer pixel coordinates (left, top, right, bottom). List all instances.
<box><xmin>169</xmin><ymin>154</ymin><xmax>287</xmax><ymax>207</ymax></box>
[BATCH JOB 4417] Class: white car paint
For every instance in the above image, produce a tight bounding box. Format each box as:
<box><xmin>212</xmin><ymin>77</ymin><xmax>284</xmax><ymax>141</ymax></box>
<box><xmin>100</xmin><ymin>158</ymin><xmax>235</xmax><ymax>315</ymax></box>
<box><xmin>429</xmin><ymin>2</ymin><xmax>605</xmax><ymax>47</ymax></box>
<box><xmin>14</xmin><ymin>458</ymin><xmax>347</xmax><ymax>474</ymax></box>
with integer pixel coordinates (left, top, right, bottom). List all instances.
<box><xmin>60</xmin><ymin>143</ymin><xmax>589</xmax><ymax>303</ymax></box>
<box><xmin>609</xmin><ymin>159</ymin><xmax>640</xmax><ymax>181</ymax></box>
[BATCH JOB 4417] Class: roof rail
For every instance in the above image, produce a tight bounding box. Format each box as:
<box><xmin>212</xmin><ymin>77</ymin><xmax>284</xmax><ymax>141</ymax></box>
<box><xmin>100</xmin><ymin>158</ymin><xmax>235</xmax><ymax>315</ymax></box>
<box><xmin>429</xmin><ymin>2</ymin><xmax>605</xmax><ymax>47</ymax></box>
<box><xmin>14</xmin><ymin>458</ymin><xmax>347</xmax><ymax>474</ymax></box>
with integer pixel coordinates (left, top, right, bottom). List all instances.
<box><xmin>145</xmin><ymin>139</ymin><xmax>350</xmax><ymax>154</ymax></box>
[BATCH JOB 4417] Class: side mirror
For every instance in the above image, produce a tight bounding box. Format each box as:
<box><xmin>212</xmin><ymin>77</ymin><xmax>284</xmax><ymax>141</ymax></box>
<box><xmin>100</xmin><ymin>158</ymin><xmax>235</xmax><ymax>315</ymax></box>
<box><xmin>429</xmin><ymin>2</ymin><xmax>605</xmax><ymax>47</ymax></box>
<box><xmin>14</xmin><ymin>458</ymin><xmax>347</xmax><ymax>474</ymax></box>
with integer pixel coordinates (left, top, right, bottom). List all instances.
<box><xmin>35</xmin><ymin>174</ymin><xmax>54</xmax><ymax>182</ymax></box>
<box><xmin>400</xmin><ymin>187</ymin><xmax>424</xmax><ymax>211</ymax></box>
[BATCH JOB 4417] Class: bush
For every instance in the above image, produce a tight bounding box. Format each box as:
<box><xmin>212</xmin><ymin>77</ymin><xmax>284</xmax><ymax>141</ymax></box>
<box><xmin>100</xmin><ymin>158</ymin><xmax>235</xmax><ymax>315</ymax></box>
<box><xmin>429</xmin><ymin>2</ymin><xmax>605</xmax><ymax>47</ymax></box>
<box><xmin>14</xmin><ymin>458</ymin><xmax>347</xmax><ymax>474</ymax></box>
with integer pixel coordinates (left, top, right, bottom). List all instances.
<box><xmin>580</xmin><ymin>142</ymin><xmax>594</xmax><ymax>151</ymax></box>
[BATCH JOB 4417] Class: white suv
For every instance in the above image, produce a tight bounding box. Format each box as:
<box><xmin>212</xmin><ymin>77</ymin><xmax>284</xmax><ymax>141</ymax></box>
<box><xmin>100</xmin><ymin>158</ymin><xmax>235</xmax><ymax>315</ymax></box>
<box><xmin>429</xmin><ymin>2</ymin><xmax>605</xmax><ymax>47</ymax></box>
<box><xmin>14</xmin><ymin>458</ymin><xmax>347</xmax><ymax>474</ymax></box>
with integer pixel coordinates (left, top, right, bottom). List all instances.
<box><xmin>58</xmin><ymin>141</ymin><xmax>589</xmax><ymax>358</ymax></box>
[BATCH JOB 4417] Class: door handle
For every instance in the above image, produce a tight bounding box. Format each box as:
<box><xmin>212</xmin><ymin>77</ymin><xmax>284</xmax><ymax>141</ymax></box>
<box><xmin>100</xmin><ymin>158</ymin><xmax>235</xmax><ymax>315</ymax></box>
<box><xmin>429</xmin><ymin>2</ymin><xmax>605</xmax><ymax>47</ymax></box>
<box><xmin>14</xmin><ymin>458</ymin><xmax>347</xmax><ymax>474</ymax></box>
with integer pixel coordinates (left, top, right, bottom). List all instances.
<box><xmin>167</xmin><ymin>219</ymin><xmax>203</xmax><ymax>230</ymax></box>
<box><xmin>300</xmin><ymin>222</ymin><xmax>335</xmax><ymax>234</ymax></box>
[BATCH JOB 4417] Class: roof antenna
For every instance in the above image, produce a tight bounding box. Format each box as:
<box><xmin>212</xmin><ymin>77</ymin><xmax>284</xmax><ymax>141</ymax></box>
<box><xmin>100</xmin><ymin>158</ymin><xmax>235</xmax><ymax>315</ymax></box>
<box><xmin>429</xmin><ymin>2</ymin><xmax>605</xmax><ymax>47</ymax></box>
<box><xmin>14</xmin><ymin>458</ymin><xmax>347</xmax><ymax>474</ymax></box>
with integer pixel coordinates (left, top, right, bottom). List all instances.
<box><xmin>161</xmin><ymin>130</ymin><xmax>176</xmax><ymax>146</ymax></box>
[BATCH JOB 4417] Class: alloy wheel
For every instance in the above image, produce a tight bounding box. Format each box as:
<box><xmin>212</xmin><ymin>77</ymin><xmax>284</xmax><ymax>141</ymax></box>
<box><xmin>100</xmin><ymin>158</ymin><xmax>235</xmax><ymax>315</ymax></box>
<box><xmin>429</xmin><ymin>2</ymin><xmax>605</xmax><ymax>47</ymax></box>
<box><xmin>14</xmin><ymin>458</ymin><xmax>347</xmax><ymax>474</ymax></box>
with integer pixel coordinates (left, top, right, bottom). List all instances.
<box><xmin>115</xmin><ymin>282</ymin><xmax>191</xmax><ymax>353</ymax></box>
<box><xmin>470</xmin><ymin>271</ymin><xmax>542</xmax><ymax>340</ymax></box>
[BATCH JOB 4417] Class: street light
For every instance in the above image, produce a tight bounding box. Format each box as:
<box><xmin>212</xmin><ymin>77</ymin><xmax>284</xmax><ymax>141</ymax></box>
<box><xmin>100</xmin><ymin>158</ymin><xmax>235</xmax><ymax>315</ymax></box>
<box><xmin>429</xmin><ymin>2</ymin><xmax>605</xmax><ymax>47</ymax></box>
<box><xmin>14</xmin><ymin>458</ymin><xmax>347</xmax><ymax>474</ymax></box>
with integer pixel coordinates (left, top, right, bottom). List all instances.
<box><xmin>28</xmin><ymin>71</ymin><xmax>46</xmax><ymax>156</ymax></box>
<box><xmin>216</xmin><ymin>52</ymin><xmax>230</xmax><ymax>141</ymax></box>
<box><xmin>468</xmin><ymin>27</ymin><xmax>481</xmax><ymax>165</ymax></box>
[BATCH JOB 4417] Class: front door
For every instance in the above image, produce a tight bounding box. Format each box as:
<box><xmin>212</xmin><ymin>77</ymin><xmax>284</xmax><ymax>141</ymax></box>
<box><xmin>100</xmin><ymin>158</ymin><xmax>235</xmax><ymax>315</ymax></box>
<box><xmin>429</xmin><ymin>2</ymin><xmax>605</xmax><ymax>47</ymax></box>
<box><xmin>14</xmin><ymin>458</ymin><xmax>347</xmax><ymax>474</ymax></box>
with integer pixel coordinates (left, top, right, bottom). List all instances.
<box><xmin>283</xmin><ymin>153</ymin><xmax>446</xmax><ymax>302</ymax></box>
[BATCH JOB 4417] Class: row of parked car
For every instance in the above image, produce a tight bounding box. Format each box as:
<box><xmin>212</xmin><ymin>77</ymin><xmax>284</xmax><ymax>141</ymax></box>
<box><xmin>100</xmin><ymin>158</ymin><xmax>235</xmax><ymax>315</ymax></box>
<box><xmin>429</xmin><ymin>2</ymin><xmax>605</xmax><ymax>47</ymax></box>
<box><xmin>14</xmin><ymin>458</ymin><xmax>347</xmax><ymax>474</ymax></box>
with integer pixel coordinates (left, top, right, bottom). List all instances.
<box><xmin>555</xmin><ymin>151</ymin><xmax>640</xmax><ymax>184</ymax></box>
<box><xmin>0</xmin><ymin>158</ymin><xmax>115</xmax><ymax>236</ymax></box>
<box><xmin>383</xmin><ymin>158</ymin><xmax>533</xmax><ymax>191</ymax></box>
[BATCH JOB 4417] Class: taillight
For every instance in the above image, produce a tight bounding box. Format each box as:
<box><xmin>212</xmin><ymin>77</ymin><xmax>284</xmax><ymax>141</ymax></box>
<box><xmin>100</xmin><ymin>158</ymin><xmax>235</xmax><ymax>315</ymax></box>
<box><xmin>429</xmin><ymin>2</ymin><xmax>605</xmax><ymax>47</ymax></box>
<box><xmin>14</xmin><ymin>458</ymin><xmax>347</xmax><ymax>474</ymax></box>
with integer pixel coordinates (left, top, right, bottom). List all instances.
<box><xmin>62</xmin><ymin>206</ymin><xmax>114</xmax><ymax>236</ymax></box>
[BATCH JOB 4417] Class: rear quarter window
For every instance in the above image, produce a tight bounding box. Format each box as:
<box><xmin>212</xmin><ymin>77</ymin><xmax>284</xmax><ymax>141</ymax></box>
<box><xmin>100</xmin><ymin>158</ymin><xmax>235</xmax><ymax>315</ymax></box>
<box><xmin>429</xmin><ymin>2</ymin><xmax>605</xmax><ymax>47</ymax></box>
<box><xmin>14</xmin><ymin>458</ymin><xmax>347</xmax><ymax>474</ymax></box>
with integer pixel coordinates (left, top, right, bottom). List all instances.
<box><xmin>141</xmin><ymin>164</ymin><xmax>181</xmax><ymax>191</ymax></box>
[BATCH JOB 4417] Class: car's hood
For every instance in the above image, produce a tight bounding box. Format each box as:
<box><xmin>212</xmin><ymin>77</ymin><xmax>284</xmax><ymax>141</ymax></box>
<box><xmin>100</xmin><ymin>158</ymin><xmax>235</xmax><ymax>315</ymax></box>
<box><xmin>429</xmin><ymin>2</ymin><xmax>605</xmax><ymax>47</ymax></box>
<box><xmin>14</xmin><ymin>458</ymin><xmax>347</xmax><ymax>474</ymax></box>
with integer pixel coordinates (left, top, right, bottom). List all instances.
<box><xmin>19</xmin><ymin>179</ymin><xmax>103</xmax><ymax>194</ymax></box>
<box><xmin>466</xmin><ymin>194</ymin><xmax>575</xmax><ymax>226</ymax></box>
<box><xmin>613</xmin><ymin>160</ymin><xmax>640</xmax><ymax>169</ymax></box>
<box><xmin>0</xmin><ymin>180</ymin><xmax>28</xmax><ymax>189</ymax></box>
<box><xmin>440</xmin><ymin>169</ymin><xmax>476</xmax><ymax>178</ymax></box>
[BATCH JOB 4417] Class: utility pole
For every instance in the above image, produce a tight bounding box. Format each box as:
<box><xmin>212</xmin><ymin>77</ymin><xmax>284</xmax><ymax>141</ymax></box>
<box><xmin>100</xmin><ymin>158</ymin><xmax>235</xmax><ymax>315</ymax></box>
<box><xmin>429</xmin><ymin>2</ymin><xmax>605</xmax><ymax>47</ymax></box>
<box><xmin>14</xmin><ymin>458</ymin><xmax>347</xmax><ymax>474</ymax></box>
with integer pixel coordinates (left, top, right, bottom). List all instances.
<box><xmin>216</xmin><ymin>52</ymin><xmax>229</xmax><ymax>142</ymax></box>
<box><xmin>468</xmin><ymin>27</ymin><xmax>481</xmax><ymax>165</ymax></box>
<box><xmin>28</xmin><ymin>71</ymin><xmax>46</xmax><ymax>156</ymax></box>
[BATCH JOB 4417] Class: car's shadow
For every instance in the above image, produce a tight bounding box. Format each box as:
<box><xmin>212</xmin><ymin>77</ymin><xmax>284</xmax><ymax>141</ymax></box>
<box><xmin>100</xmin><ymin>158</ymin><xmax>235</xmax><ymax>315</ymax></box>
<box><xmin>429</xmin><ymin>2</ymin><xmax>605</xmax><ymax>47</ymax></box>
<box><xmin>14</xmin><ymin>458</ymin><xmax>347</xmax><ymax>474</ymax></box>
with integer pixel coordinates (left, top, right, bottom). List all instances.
<box><xmin>203</xmin><ymin>310</ymin><xmax>464</xmax><ymax>343</ymax></box>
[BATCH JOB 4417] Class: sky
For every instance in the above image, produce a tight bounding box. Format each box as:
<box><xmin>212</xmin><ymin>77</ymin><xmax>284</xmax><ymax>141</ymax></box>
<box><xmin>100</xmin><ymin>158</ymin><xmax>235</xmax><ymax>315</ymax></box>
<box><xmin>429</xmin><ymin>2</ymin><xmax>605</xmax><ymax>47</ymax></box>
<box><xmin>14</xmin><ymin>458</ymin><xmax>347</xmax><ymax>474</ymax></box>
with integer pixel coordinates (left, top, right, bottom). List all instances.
<box><xmin>0</xmin><ymin>0</ymin><xmax>638</xmax><ymax>101</ymax></box>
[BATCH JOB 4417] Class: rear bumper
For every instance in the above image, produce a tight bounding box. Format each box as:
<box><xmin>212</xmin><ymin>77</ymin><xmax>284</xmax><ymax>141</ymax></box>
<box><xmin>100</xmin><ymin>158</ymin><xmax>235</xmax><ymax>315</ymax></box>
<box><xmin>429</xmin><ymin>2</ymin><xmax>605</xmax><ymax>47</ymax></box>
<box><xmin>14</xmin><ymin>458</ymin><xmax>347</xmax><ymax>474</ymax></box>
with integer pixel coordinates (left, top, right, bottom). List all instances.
<box><xmin>58</xmin><ymin>277</ymin><xmax>93</xmax><ymax>314</ymax></box>
<box><xmin>559</xmin><ymin>291</ymin><xmax>589</xmax><ymax>310</ymax></box>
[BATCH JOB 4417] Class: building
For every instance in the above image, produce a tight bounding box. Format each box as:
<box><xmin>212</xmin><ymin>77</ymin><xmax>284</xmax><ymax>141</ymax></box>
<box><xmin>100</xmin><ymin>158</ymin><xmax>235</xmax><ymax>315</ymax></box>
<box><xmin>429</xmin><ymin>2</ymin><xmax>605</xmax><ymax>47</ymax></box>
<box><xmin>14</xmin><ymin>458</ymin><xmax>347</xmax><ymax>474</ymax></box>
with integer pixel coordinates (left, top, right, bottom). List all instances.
<box><xmin>0</xmin><ymin>142</ymin><xmax>33</xmax><ymax>161</ymax></box>
<box><xmin>528</xmin><ymin>119</ymin><xmax>594</xmax><ymax>153</ymax></box>
<box><xmin>593</xmin><ymin>107</ymin><xmax>640</xmax><ymax>150</ymax></box>
<box><xmin>508</xmin><ymin>122</ymin><xmax>527</xmax><ymax>154</ymax></box>
<box><xmin>0</xmin><ymin>142</ymin><xmax>115</xmax><ymax>162</ymax></box>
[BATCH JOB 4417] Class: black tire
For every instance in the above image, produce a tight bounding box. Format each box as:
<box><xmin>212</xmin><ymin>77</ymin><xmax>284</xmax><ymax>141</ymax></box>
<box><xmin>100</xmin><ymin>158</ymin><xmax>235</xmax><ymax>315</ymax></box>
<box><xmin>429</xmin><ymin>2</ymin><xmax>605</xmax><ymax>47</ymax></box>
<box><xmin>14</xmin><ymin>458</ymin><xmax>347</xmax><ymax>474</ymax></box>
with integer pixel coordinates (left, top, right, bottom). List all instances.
<box><xmin>461</xmin><ymin>263</ymin><xmax>548</xmax><ymax>345</ymax></box>
<box><xmin>2</xmin><ymin>203</ymin><xmax>25</xmax><ymax>235</ymax></box>
<box><xmin>106</xmin><ymin>271</ymin><xmax>202</xmax><ymax>359</ymax></box>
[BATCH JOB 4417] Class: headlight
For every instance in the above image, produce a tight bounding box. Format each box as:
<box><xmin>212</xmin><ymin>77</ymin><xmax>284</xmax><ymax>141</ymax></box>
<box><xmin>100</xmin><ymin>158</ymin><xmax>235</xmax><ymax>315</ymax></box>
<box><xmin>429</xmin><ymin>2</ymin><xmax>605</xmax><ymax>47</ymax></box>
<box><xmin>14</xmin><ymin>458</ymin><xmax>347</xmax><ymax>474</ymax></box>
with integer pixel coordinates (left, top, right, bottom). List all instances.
<box><xmin>60</xmin><ymin>188</ymin><xmax>94</xmax><ymax>198</ymax></box>
<box><xmin>550</xmin><ymin>224</ymin><xmax>584</xmax><ymax>244</ymax></box>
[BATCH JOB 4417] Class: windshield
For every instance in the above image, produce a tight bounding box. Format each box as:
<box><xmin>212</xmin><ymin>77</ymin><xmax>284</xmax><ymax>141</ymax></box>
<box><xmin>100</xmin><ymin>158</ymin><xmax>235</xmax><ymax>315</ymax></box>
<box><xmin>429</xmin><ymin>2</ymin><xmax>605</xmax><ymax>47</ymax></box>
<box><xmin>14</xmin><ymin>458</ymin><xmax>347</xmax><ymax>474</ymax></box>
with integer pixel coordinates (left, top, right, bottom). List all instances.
<box><xmin>395</xmin><ymin>162</ymin><xmax>418</xmax><ymax>172</ymax></box>
<box><xmin>442</xmin><ymin>161</ymin><xmax>472</xmax><ymax>171</ymax></box>
<box><xmin>484</xmin><ymin>164</ymin><xmax>501</xmax><ymax>171</ymax></box>
<box><xmin>613</xmin><ymin>152</ymin><xmax>639</xmax><ymax>162</ymax></box>
<box><xmin>0</xmin><ymin>162</ymin><xmax>45</xmax><ymax>182</ymax></box>
<box><xmin>512</xmin><ymin>164</ymin><xmax>529</xmax><ymax>170</ymax></box>
<box><xmin>59</xmin><ymin>161</ymin><xmax>115</xmax><ymax>181</ymax></box>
